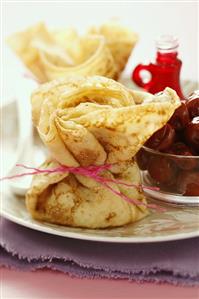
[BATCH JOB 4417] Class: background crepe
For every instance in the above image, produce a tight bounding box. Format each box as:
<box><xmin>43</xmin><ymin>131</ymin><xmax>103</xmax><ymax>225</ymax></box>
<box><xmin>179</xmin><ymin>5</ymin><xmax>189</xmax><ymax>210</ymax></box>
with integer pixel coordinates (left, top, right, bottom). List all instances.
<box><xmin>88</xmin><ymin>21</ymin><xmax>138</xmax><ymax>73</ymax></box>
<box><xmin>26</xmin><ymin>76</ymin><xmax>180</xmax><ymax>228</ymax></box>
<box><xmin>7</xmin><ymin>22</ymin><xmax>138</xmax><ymax>83</ymax></box>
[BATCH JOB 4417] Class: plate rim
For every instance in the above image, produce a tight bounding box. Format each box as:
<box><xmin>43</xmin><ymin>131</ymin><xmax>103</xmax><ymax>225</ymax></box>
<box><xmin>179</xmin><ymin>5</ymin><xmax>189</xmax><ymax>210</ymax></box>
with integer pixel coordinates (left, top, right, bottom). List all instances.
<box><xmin>1</xmin><ymin>208</ymin><xmax>199</xmax><ymax>243</ymax></box>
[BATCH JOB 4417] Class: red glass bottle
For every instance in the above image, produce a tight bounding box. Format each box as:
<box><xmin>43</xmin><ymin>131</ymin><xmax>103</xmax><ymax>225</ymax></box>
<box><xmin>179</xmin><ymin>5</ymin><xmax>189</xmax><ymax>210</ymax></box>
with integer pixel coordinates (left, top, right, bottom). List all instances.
<box><xmin>132</xmin><ymin>35</ymin><xmax>184</xmax><ymax>99</ymax></box>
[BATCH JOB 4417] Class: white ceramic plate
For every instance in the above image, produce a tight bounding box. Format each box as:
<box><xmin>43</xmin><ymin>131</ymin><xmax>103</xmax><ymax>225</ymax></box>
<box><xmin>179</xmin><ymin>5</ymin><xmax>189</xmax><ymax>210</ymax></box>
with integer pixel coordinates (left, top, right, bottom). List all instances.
<box><xmin>1</xmin><ymin>82</ymin><xmax>199</xmax><ymax>243</ymax></box>
<box><xmin>1</xmin><ymin>185</ymin><xmax>199</xmax><ymax>243</ymax></box>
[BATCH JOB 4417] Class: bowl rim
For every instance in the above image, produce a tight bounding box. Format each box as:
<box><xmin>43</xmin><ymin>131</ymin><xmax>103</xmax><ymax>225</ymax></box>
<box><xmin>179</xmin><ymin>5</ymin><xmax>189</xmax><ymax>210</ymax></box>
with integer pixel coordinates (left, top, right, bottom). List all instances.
<box><xmin>142</xmin><ymin>146</ymin><xmax>199</xmax><ymax>159</ymax></box>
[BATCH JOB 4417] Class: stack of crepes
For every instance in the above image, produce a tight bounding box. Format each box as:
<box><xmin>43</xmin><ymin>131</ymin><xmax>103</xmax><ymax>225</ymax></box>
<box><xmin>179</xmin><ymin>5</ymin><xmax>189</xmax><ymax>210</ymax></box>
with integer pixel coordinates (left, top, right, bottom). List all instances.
<box><xmin>7</xmin><ymin>21</ymin><xmax>138</xmax><ymax>83</ymax></box>
<box><xmin>26</xmin><ymin>76</ymin><xmax>180</xmax><ymax>228</ymax></box>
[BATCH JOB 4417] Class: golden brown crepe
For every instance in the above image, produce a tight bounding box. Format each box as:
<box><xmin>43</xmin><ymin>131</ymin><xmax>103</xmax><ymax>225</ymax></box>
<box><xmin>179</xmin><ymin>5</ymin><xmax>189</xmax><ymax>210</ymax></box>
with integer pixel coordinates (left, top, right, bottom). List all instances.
<box><xmin>26</xmin><ymin>159</ymin><xmax>148</xmax><ymax>228</ymax></box>
<box><xmin>26</xmin><ymin>76</ymin><xmax>180</xmax><ymax>228</ymax></box>
<box><xmin>7</xmin><ymin>22</ymin><xmax>138</xmax><ymax>83</ymax></box>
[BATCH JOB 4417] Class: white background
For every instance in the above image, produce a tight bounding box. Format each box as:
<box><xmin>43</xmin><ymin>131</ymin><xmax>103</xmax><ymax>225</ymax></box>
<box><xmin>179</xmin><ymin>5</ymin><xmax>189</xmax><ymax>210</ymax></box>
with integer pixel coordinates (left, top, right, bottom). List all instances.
<box><xmin>2</xmin><ymin>1</ymin><xmax>199</xmax><ymax>98</ymax></box>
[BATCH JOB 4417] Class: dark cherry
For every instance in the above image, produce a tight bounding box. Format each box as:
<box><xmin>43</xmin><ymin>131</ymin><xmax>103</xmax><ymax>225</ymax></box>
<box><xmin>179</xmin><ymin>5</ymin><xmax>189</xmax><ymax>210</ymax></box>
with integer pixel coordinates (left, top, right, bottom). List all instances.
<box><xmin>173</xmin><ymin>130</ymin><xmax>185</xmax><ymax>143</ymax></box>
<box><xmin>147</xmin><ymin>156</ymin><xmax>176</xmax><ymax>185</ymax></box>
<box><xmin>177</xmin><ymin>171</ymin><xmax>199</xmax><ymax>196</ymax></box>
<box><xmin>145</xmin><ymin>124</ymin><xmax>175</xmax><ymax>151</ymax></box>
<box><xmin>168</xmin><ymin>142</ymin><xmax>190</xmax><ymax>155</ymax></box>
<box><xmin>169</xmin><ymin>102</ymin><xmax>190</xmax><ymax>131</ymax></box>
<box><xmin>184</xmin><ymin>117</ymin><xmax>199</xmax><ymax>152</ymax></box>
<box><xmin>168</xmin><ymin>142</ymin><xmax>197</xmax><ymax>170</ymax></box>
<box><xmin>136</xmin><ymin>148</ymin><xmax>150</xmax><ymax>170</ymax></box>
<box><xmin>186</xmin><ymin>93</ymin><xmax>199</xmax><ymax>119</ymax></box>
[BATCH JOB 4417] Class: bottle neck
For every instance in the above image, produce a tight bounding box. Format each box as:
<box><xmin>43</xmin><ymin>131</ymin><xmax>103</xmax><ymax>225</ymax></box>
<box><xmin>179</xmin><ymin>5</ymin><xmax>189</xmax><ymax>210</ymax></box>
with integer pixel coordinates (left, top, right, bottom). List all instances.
<box><xmin>155</xmin><ymin>35</ymin><xmax>179</xmax><ymax>64</ymax></box>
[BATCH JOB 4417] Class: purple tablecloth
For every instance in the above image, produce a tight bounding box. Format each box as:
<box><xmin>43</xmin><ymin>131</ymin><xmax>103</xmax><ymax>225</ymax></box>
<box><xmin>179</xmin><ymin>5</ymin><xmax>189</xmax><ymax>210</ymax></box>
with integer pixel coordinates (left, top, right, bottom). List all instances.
<box><xmin>0</xmin><ymin>218</ymin><xmax>199</xmax><ymax>286</ymax></box>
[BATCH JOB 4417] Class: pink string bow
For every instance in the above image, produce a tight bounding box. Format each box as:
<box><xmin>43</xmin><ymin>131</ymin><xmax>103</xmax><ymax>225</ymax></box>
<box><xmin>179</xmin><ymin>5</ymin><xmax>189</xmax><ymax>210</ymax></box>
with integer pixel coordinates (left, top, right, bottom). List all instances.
<box><xmin>1</xmin><ymin>163</ymin><xmax>165</xmax><ymax>212</ymax></box>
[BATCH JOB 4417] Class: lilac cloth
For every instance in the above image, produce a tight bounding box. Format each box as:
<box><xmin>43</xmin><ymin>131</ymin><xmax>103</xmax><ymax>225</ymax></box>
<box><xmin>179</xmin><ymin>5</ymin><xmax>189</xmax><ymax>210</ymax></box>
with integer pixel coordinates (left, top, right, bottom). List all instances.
<box><xmin>0</xmin><ymin>218</ymin><xmax>199</xmax><ymax>286</ymax></box>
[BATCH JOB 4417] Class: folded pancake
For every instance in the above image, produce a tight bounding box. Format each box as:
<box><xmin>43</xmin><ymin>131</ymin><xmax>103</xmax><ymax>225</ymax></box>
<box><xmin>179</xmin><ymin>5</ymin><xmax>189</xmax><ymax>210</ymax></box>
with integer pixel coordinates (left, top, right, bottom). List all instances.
<box><xmin>26</xmin><ymin>159</ymin><xmax>148</xmax><ymax>228</ymax></box>
<box><xmin>26</xmin><ymin>76</ymin><xmax>180</xmax><ymax>228</ymax></box>
<box><xmin>88</xmin><ymin>21</ymin><xmax>138</xmax><ymax>73</ymax></box>
<box><xmin>7</xmin><ymin>22</ymin><xmax>137</xmax><ymax>83</ymax></box>
<box><xmin>38</xmin><ymin>34</ymin><xmax>117</xmax><ymax>82</ymax></box>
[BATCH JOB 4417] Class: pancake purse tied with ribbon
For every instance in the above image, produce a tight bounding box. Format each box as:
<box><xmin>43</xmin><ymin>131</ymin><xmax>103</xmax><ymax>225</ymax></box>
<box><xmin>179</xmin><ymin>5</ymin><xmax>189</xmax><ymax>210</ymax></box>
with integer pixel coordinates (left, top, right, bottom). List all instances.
<box><xmin>18</xmin><ymin>75</ymin><xmax>180</xmax><ymax>229</ymax></box>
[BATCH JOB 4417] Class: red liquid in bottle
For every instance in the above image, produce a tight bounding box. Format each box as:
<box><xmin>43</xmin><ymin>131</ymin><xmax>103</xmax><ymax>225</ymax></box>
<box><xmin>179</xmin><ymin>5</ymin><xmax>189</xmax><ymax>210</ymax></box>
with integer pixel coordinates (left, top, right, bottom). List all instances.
<box><xmin>132</xmin><ymin>35</ymin><xmax>184</xmax><ymax>99</ymax></box>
